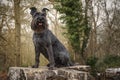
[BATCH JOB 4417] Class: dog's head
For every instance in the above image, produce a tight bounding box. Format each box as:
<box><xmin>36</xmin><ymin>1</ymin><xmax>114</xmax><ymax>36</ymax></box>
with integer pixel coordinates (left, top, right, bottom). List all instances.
<box><xmin>30</xmin><ymin>7</ymin><xmax>49</xmax><ymax>32</ymax></box>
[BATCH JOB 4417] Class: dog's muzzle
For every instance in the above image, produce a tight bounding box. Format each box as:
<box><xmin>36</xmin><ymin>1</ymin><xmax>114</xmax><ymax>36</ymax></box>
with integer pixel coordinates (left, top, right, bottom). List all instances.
<box><xmin>35</xmin><ymin>17</ymin><xmax>44</xmax><ymax>27</ymax></box>
<box><xmin>36</xmin><ymin>17</ymin><xmax>43</xmax><ymax>26</ymax></box>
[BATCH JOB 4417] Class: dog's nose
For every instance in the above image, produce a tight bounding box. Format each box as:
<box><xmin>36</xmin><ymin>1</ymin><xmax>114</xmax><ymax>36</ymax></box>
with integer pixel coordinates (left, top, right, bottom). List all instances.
<box><xmin>37</xmin><ymin>17</ymin><xmax>42</xmax><ymax>21</ymax></box>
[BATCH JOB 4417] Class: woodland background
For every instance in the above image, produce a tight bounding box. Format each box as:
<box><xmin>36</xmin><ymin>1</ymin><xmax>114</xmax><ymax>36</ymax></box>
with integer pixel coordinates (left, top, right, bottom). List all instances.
<box><xmin>0</xmin><ymin>0</ymin><xmax>120</xmax><ymax>78</ymax></box>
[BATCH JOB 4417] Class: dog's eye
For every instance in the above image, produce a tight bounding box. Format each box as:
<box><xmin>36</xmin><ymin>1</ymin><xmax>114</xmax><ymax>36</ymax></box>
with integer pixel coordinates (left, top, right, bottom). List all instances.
<box><xmin>33</xmin><ymin>12</ymin><xmax>40</xmax><ymax>17</ymax></box>
<box><xmin>41</xmin><ymin>13</ymin><xmax>45</xmax><ymax>16</ymax></box>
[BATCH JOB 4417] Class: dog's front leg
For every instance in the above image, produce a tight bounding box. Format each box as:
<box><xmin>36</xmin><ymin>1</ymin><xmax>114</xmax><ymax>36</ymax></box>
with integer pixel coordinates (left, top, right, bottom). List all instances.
<box><xmin>46</xmin><ymin>45</ymin><xmax>55</xmax><ymax>69</ymax></box>
<box><xmin>32</xmin><ymin>46</ymin><xmax>40</xmax><ymax>68</ymax></box>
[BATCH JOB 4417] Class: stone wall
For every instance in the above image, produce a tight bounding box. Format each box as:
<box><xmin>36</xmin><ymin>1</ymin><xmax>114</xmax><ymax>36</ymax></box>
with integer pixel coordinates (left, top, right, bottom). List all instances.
<box><xmin>8</xmin><ymin>65</ymin><xmax>92</xmax><ymax>80</ymax></box>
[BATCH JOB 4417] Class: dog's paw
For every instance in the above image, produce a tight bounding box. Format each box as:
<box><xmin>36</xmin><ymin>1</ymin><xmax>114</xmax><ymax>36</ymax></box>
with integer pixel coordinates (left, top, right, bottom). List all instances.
<box><xmin>32</xmin><ymin>65</ymin><xmax>38</xmax><ymax>68</ymax></box>
<box><xmin>48</xmin><ymin>64</ymin><xmax>55</xmax><ymax>70</ymax></box>
<box><xmin>47</xmin><ymin>63</ymin><xmax>50</xmax><ymax>67</ymax></box>
<box><xmin>48</xmin><ymin>66</ymin><xmax>55</xmax><ymax>70</ymax></box>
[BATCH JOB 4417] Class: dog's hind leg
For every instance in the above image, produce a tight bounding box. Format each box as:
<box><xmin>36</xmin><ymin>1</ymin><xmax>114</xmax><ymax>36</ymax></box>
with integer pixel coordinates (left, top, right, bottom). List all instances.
<box><xmin>58</xmin><ymin>52</ymin><xmax>73</xmax><ymax>67</ymax></box>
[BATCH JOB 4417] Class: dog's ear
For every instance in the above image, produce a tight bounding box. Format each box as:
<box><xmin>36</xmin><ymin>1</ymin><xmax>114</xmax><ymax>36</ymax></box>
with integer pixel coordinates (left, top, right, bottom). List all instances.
<box><xmin>42</xmin><ymin>8</ymin><xmax>49</xmax><ymax>17</ymax></box>
<box><xmin>30</xmin><ymin>7</ymin><xmax>37</xmax><ymax>16</ymax></box>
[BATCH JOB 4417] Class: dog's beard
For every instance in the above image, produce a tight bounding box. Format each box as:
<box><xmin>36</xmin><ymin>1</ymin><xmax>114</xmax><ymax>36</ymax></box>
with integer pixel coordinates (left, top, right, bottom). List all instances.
<box><xmin>36</xmin><ymin>21</ymin><xmax>43</xmax><ymax>28</ymax></box>
<box><xmin>34</xmin><ymin>20</ymin><xmax>46</xmax><ymax>32</ymax></box>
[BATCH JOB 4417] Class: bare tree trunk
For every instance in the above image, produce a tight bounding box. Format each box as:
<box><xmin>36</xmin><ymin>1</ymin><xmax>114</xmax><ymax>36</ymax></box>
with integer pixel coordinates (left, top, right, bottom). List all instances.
<box><xmin>103</xmin><ymin>0</ymin><xmax>115</xmax><ymax>55</ymax></box>
<box><xmin>13</xmin><ymin>0</ymin><xmax>21</xmax><ymax>66</ymax></box>
<box><xmin>90</xmin><ymin>0</ymin><xmax>97</xmax><ymax>57</ymax></box>
<box><xmin>0</xmin><ymin>16</ymin><xmax>4</xmax><ymax>34</ymax></box>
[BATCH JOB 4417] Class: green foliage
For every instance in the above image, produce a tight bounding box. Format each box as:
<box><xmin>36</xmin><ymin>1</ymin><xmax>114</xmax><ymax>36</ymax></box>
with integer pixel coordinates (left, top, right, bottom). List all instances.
<box><xmin>87</xmin><ymin>55</ymin><xmax>120</xmax><ymax>76</ymax></box>
<box><xmin>104</xmin><ymin>55</ymin><xmax>120</xmax><ymax>65</ymax></box>
<box><xmin>86</xmin><ymin>56</ymin><xmax>98</xmax><ymax>68</ymax></box>
<box><xmin>86</xmin><ymin>56</ymin><xmax>98</xmax><ymax>77</ymax></box>
<box><xmin>54</xmin><ymin>0</ymin><xmax>90</xmax><ymax>57</ymax></box>
<box><xmin>96</xmin><ymin>55</ymin><xmax>120</xmax><ymax>71</ymax></box>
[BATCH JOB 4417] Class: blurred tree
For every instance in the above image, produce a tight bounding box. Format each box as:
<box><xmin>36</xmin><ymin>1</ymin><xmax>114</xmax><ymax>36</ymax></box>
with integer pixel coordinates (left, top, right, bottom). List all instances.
<box><xmin>53</xmin><ymin>0</ymin><xmax>91</xmax><ymax>64</ymax></box>
<box><xmin>101</xmin><ymin>0</ymin><xmax>120</xmax><ymax>55</ymax></box>
<box><xmin>0</xmin><ymin>0</ymin><xmax>16</xmax><ymax>70</ymax></box>
<box><xmin>13</xmin><ymin>0</ymin><xmax>21</xmax><ymax>66</ymax></box>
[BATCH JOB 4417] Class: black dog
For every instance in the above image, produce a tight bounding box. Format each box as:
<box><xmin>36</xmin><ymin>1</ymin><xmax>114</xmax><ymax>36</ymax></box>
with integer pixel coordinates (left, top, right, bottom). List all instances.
<box><xmin>30</xmin><ymin>7</ymin><xmax>73</xmax><ymax>69</ymax></box>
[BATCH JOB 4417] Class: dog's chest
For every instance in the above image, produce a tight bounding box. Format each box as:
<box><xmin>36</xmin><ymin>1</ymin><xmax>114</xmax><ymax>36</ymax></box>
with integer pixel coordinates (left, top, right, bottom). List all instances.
<box><xmin>33</xmin><ymin>32</ymin><xmax>50</xmax><ymax>46</ymax></box>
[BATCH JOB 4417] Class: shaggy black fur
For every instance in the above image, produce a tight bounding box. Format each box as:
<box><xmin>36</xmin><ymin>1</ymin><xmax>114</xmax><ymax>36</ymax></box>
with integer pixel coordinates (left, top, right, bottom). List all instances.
<box><xmin>30</xmin><ymin>7</ymin><xmax>73</xmax><ymax>69</ymax></box>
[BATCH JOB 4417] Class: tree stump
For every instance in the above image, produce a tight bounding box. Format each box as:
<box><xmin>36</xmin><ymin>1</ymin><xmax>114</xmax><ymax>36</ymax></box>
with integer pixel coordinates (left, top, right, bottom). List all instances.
<box><xmin>8</xmin><ymin>65</ymin><xmax>92</xmax><ymax>80</ymax></box>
